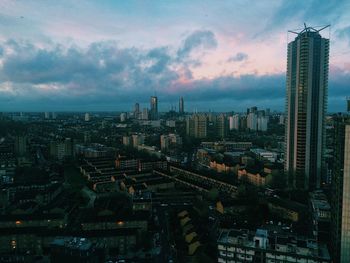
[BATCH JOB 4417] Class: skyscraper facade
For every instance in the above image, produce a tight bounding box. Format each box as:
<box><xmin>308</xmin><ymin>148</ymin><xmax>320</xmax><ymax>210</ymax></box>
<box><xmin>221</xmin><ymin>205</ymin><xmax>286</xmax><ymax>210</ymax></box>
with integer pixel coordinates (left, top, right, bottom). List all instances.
<box><xmin>179</xmin><ymin>97</ymin><xmax>184</xmax><ymax>114</ymax></box>
<box><xmin>134</xmin><ymin>103</ymin><xmax>140</xmax><ymax>119</ymax></box>
<box><xmin>331</xmin><ymin>115</ymin><xmax>350</xmax><ymax>263</ymax></box>
<box><xmin>285</xmin><ymin>26</ymin><xmax>329</xmax><ymax>190</ymax></box>
<box><xmin>150</xmin><ymin>96</ymin><xmax>158</xmax><ymax>120</ymax></box>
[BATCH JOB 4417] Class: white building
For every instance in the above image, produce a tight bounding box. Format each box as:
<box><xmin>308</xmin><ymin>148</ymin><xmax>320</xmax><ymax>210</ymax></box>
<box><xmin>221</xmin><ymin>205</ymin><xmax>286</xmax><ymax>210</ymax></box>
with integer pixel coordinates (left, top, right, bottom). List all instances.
<box><xmin>120</xmin><ymin>113</ymin><xmax>127</xmax><ymax>122</ymax></box>
<box><xmin>247</xmin><ymin>113</ymin><xmax>257</xmax><ymax>131</ymax></box>
<box><xmin>257</xmin><ymin>116</ymin><xmax>268</xmax><ymax>131</ymax></box>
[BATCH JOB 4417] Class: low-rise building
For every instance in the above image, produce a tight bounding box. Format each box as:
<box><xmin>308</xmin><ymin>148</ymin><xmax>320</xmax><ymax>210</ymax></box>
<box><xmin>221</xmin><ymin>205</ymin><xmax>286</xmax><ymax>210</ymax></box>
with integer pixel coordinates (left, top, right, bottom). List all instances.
<box><xmin>217</xmin><ymin>228</ymin><xmax>331</xmax><ymax>263</ymax></box>
<box><xmin>238</xmin><ymin>168</ymin><xmax>272</xmax><ymax>187</ymax></box>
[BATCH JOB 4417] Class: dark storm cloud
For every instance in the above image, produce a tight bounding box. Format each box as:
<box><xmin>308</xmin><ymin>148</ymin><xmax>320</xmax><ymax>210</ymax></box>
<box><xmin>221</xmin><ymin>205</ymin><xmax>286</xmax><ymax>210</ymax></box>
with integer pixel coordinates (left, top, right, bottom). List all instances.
<box><xmin>0</xmin><ymin>35</ymin><xmax>349</xmax><ymax>112</ymax></box>
<box><xmin>177</xmin><ymin>30</ymin><xmax>217</xmax><ymax>59</ymax></box>
<box><xmin>227</xmin><ymin>52</ymin><xmax>248</xmax><ymax>62</ymax></box>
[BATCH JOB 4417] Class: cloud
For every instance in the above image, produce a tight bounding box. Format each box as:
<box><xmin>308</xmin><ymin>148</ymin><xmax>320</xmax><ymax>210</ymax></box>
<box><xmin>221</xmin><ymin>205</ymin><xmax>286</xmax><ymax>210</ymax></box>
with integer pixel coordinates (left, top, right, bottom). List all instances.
<box><xmin>227</xmin><ymin>52</ymin><xmax>248</xmax><ymax>62</ymax></box>
<box><xmin>0</xmin><ymin>30</ymin><xmax>349</xmax><ymax>112</ymax></box>
<box><xmin>177</xmin><ymin>30</ymin><xmax>217</xmax><ymax>59</ymax></box>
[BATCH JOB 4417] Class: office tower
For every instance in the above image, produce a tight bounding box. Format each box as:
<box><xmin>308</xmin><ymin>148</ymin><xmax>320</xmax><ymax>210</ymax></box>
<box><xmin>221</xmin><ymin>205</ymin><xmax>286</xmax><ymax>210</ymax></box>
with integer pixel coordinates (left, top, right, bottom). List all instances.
<box><xmin>247</xmin><ymin>112</ymin><xmax>257</xmax><ymax>131</ymax></box>
<box><xmin>150</xmin><ymin>96</ymin><xmax>158</xmax><ymax>120</ymax></box>
<box><xmin>84</xmin><ymin>113</ymin><xmax>90</xmax><ymax>122</ymax></box>
<box><xmin>44</xmin><ymin>112</ymin><xmax>50</xmax><ymax>119</ymax></box>
<box><xmin>134</xmin><ymin>103</ymin><xmax>140</xmax><ymax>119</ymax></box>
<box><xmin>331</xmin><ymin>115</ymin><xmax>350</xmax><ymax>263</ymax></box>
<box><xmin>179</xmin><ymin>97</ymin><xmax>184</xmax><ymax>114</ymax></box>
<box><xmin>14</xmin><ymin>136</ymin><xmax>27</xmax><ymax>156</ymax></box>
<box><xmin>52</xmin><ymin>112</ymin><xmax>57</xmax><ymax>119</ymax></box>
<box><xmin>285</xmin><ymin>25</ymin><xmax>329</xmax><ymax>190</ymax></box>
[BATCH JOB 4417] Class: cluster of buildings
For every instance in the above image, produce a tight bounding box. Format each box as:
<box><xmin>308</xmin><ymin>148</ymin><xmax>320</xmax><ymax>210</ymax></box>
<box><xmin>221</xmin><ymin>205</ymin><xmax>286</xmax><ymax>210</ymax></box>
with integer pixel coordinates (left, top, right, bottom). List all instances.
<box><xmin>186</xmin><ymin>107</ymin><xmax>273</xmax><ymax>139</ymax></box>
<box><xmin>228</xmin><ymin>107</ymin><xmax>270</xmax><ymax>132</ymax></box>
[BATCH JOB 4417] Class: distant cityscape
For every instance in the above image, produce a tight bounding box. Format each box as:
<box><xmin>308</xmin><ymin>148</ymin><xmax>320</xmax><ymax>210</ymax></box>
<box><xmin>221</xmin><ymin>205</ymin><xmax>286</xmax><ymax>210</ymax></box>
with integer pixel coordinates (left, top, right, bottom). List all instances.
<box><xmin>1</xmin><ymin>5</ymin><xmax>350</xmax><ymax>263</ymax></box>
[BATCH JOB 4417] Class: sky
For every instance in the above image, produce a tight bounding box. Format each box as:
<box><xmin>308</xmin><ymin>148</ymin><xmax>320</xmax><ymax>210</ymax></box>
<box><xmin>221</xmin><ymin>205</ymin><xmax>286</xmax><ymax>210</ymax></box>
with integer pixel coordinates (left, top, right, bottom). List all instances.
<box><xmin>0</xmin><ymin>0</ymin><xmax>350</xmax><ymax>112</ymax></box>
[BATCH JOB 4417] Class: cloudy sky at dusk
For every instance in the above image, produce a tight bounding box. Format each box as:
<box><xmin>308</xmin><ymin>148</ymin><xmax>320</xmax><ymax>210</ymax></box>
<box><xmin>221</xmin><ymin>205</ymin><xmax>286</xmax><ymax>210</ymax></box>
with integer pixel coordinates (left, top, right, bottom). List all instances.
<box><xmin>0</xmin><ymin>0</ymin><xmax>350</xmax><ymax>112</ymax></box>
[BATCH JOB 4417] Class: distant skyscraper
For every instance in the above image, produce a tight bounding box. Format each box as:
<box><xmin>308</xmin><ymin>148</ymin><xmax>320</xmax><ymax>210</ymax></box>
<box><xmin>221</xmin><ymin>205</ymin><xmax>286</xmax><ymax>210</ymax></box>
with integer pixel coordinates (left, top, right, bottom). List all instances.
<box><xmin>179</xmin><ymin>97</ymin><xmax>184</xmax><ymax>114</ymax></box>
<box><xmin>150</xmin><ymin>96</ymin><xmax>158</xmax><ymax>120</ymax></box>
<box><xmin>44</xmin><ymin>112</ymin><xmax>50</xmax><ymax>119</ymax></box>
<box><xmin>331</xmin><ymin>114</ymin><xmax>350</xmax><ymax>263</ymax></box>
<box><xmin>285</xmin><ymin>25</ymin><xmax>330</xmax><ymax>190</ymax></box>
<box><xmin>134</xmin><ymin>103</ymin><xmax>140</xmax><ymax>119</ymax></box>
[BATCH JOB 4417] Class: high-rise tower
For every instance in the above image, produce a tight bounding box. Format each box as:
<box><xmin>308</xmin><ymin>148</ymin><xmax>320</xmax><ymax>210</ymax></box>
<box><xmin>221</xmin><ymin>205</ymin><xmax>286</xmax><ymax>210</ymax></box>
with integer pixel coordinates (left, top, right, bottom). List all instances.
<box><xmin>285</xmin><ymin>25</ymin><xmax>330</xmax><ymax>190</ymax></box>
<box><xmin>331</xmin><ymin>114</ymin><xmax>350</xmax><ymax>263</ymax></box>
<box><xmin>150</xmin><ymin>96</ymin><xmax>158</xmax><ymax>120</ymax></box>
<box><xmin>179</xmin><ymin>97</ymin><xmax>184</xmax><ymax>114</ymax></box>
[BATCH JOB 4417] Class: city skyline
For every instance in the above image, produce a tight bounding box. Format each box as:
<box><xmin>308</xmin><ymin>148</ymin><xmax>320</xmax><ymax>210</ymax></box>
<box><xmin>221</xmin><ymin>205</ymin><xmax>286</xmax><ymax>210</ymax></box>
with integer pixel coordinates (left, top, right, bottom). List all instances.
<box><xmin>0</xmin><ymin>1</ymin><xmax>349</xmax><ymax>112</ymax></box>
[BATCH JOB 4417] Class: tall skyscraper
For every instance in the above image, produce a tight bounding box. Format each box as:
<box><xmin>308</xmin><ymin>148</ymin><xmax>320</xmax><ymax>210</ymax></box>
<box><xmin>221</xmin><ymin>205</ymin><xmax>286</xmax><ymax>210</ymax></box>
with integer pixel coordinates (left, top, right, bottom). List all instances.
<box><xmin>331</xmin><ymin>114</ymin><xmax>350</xmax><ymax>263</ymax></box>
<box><xmin>150</xmin><ymin>96</ymin><xmax>158</xmax><ymax>120</ymax></box>
<box><xmin>285</xmin><ymin>25</ymin><xmax>330</xmax><ymax>190</ymax></box>
<box><xmin>179</xmin><ymin>97</ymin><xmax>184</xmax><ymax>114</ymax></box>
<box><xmin>134</xmin><ymin>103</ymin><xmax>140</xmax><ymax>119</ymax></box>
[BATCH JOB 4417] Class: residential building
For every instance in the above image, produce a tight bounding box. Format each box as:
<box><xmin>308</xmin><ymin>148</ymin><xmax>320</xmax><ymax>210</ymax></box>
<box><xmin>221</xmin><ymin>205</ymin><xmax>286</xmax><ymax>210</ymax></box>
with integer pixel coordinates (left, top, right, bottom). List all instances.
<box><xmin>179</xmin><ymin>96</ymin><xmax>184</xmax><ymax>114</ymax></box>
<box><xmin>150</xmin><ymin>96</ymin><xmax>158</xmax><ymax>120</ymax></box>
<box><xmin>331</xmin><ymin>115</ymin><xmax>350</xmax><ymax>263</ymax></box>
<box><xmin>218</xmin><ymin>228</ymin><xmax>331</xmax><ymax>263</ymax></box>
<box><xmin>285</xmin><ymin>26</ymin><xmax>329</xmax><ymax>190</ymax></box>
